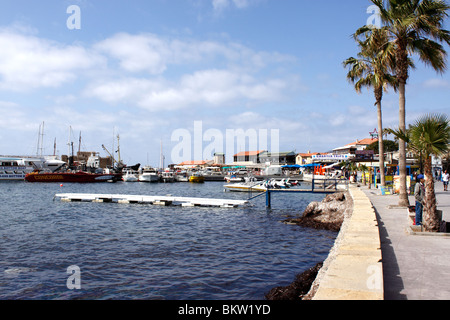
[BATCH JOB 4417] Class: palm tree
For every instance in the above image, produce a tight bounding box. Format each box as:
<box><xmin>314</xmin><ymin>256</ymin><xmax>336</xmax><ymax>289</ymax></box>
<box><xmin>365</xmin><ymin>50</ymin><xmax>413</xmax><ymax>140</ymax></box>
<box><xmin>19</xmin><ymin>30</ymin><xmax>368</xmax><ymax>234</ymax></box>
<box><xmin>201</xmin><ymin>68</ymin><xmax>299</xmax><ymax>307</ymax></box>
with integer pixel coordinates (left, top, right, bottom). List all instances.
<box><xmin>370</xmin><ymin>0</ymin><xmax>450</xmax><ymax>207</ymax></box>
<box><xmin>359</xmin><ymin>164</ymin><xmax>369</xmax><ymax>185</ymax></box>
<box><xmin>344</xmin><ymin>26</ymin><xmax>398</xmax><ymax>188</ymax></box>
<box><xmin>388</xmin><ymin>114</ymin><xmax>450</xmax><ymax>232</ymax></box>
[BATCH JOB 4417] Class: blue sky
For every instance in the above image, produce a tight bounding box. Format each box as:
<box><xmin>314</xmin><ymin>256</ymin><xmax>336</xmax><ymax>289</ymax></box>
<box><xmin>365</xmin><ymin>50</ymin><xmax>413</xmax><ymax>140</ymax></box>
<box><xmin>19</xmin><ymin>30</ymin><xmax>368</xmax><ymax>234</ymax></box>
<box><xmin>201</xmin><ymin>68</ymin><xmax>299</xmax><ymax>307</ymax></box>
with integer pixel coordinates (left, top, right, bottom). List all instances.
<box><xmin>0</xmin><ymin>0</ymin><xmax>449</xmax><ymax>166</ymax></box>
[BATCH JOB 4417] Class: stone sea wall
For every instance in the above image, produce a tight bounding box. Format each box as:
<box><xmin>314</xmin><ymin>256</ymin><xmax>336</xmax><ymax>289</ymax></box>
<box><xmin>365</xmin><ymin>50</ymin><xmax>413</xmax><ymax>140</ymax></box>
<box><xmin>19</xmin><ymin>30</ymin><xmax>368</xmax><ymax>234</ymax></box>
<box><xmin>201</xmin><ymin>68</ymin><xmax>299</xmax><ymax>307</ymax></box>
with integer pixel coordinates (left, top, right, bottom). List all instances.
<box><xmin>266</xmin><ymin>186</ymin><xmax>383</xmax><ymax>300</ymax></box>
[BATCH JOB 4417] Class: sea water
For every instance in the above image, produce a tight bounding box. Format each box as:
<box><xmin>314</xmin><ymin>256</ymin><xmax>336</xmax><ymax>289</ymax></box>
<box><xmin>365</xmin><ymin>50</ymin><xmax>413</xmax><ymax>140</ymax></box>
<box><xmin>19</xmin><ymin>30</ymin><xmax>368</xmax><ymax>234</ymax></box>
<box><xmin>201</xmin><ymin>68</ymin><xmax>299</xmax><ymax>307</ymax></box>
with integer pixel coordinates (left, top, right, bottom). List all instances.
<box><xmin>0</xmin><ymin>181</ymin><xmax>336</xmax><ymax>300</ymax></box>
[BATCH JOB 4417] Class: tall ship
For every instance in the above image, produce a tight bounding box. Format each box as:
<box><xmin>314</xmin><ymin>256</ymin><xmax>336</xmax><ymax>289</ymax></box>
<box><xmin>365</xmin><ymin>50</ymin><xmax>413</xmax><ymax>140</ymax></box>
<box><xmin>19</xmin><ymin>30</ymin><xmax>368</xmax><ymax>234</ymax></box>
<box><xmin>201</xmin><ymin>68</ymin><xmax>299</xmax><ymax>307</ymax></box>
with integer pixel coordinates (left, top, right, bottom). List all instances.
<box><xmin>25</xmin><ymin>170</ymin><xmax>122</xmax><ymax>183</ymax></box>
<box><xmin>24</xmin><ymin>151</ymin><xmax>123</xmax><ymax>183</ymax></box>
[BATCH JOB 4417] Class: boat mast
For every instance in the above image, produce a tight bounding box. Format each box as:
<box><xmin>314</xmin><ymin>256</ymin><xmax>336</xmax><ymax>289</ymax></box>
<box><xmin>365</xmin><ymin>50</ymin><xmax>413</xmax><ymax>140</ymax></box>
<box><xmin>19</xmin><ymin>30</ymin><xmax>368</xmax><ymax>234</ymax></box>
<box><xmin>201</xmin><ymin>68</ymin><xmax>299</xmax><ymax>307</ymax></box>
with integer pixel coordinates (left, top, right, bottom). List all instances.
<box><xmin>36</xmin><ymin>121</ymin><xmax>45</xmax><ymax>157</ymax></box>
<box><xmin>36</xmin><ymin>123</ymin><xmax>41</xmax><ymax>156</ymax></box>
<box><xmin>160</xmin><ymin>140</ymin><xmax>165</xmax><ymax>170</ymax></box>
<box><xmin>67</xmin><ymin>126</ymin><xmax>72</xmax><ymax>156</ymax></box>
<box><xmin>78</xmin><ymin>131</ymin><xmax>82</xmax><ymax>155</ymax></box>
<box><xmin>116</xmin><ymin>134</ymin><xmax>121</xmax><ymax>165</ymax></box>
<box><xmin>67</xmin><ymin>126</ymin><xmax>74</xmax><ymax>168</ymax></box>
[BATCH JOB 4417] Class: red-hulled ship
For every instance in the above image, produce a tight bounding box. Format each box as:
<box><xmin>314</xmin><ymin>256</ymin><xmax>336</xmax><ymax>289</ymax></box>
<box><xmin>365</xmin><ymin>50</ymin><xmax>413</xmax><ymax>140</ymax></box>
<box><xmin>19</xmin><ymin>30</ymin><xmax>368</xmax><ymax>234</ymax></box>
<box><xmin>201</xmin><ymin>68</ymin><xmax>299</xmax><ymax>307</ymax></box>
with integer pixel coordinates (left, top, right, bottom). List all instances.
<box><xmin>25</xmin><ymin>171</ymin><xmax>122</xmax><ymax>183</ymax></box>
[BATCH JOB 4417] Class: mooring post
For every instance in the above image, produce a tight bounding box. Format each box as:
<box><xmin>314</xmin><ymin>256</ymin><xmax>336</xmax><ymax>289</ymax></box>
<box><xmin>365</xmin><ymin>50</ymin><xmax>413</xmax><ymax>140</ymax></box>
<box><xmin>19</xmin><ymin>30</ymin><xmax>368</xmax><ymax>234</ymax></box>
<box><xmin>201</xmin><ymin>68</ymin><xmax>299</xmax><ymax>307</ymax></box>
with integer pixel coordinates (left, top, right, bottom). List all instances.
<box><xmin>266</xmin><ymin>190</ymin><xmax>271</xmax><ymax>208</ymax></box>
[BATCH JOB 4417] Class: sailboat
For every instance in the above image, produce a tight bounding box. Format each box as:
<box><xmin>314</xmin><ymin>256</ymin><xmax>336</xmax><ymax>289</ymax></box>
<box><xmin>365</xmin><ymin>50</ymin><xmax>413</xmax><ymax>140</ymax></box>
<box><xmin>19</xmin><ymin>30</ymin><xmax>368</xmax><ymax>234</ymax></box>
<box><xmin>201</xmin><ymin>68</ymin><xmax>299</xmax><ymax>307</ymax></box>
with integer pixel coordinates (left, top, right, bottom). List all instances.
<box><xmin>26</xmin><ymin>126</ymin><xmax>123</xmax><ymax>183</ymax></box>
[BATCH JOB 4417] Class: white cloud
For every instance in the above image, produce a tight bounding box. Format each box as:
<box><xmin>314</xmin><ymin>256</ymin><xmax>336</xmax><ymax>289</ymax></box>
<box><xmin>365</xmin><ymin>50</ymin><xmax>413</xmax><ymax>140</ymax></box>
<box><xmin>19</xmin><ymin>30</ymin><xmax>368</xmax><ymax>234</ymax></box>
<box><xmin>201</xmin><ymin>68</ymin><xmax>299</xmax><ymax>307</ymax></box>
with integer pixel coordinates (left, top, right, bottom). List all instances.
<box><xmin>212</xmin><ymin>0</ymin><xmax>263</xmax><ymax>12</ymax></box>
<box><xmin>232</xmin><ymin>0</ymin><xmax>253</xmax><ymax>9</ymax></box>
<box><xmin>86</xmin><ymin>69</ymin><xmax>289</xmax><ymax>111</ymax></box>
<box><xmin>0</xmin><ymin>29</ymin><xmax>103</xmax><ymax>91</ymax></box>
<box><xmin>94</xmin><ymin>32</ymin><xmax>293</xmax><ymax>75</ymax></box>
<box><xmin>0</xmin><ymin>101</ymin><xmax>29</xmax><ymax>129</ymax></box>
<box><xmin>212</xmin><ymin>0</ymin><xmax>230</xmax><ymax>12</ymax></box>
<box><xmin>94</xmin><ymin>33</ymin><xmax>169</xmax><ymax>74</ymax></box>
<box><xmin>87</xmin><ymin>32</ymin><xmax>296</xmax><ymax>111</ymax></box>
<box><xmin>0</xmin><ymin>25</ymin><xmax>299</xmax><ymax>163</ymax></box>
<box><xmin>423</xmin><ymin>78</ymin><xmax>450</xmax><ymax>89</ymax></box>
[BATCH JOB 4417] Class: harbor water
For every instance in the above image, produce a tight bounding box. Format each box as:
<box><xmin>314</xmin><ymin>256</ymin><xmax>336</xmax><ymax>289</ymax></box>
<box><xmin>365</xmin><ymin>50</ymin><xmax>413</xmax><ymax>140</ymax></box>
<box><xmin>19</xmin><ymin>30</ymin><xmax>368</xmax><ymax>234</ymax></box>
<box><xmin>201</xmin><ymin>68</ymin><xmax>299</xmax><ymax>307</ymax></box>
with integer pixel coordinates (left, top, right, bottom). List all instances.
<box><xmin>0</xmin><ymin>181</ymin><xmax>337</xmax><ymax>300</ymax></box>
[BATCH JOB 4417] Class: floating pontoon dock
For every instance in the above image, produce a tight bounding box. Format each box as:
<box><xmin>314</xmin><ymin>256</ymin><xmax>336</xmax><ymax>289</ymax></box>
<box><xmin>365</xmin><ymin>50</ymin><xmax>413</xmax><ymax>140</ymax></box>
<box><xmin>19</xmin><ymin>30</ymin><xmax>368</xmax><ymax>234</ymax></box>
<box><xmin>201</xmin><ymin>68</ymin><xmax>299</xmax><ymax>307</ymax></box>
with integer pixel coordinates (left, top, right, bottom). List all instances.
<box><xmin>54</xmin><ymin>193</ymin><xmax>249</xmax><ymax>208</ymax></box>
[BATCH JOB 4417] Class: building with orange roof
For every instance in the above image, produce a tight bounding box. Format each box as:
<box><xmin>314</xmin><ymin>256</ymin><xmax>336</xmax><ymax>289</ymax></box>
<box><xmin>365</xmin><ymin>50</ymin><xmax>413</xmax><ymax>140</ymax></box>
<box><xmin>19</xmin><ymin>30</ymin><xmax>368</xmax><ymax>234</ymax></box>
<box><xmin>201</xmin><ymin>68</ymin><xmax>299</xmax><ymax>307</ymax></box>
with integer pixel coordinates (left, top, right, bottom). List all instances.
<box><xmin>296</xmin><ymin>152</ymin><xmax>326</xmax><ymax>165</ymax></box>
<box><xmin>333</xmin><ymin>138</ymin><xmax>378</xmax><ymax>155</ymax></box>
<box><xmin>176</xmin><ymin>160</ymin><xmax>214</xmax><ymax>169</ymax></box>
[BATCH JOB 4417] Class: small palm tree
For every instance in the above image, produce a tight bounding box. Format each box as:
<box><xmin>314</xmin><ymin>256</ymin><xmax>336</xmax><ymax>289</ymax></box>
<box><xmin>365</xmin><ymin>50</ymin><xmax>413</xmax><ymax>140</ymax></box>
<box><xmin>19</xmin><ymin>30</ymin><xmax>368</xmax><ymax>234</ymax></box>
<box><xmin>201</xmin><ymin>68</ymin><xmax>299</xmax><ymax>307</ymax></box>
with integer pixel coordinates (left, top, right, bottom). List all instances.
<box><xmin>359</xmin><ymin>164</ymin><xmax>369</xmax><ymax>185</ymax></box>
<box><xmin>344</xmin><ymin>26</ymin><xmax>398</xmax><ymax>188</ymax></box>
<box><xmin>388</xmin><ymin>114</ymin><xmax>450</xmax><ymax>232</ymax></box>
<box><xmin>348</xmin><ymin>162</ymin><xmax>358</xmax><ymax>182</ymax></box>
<box><xmin>370</xmin><ymin>0</ymin><xmax>450</xmax><ymax>207</ymax></box>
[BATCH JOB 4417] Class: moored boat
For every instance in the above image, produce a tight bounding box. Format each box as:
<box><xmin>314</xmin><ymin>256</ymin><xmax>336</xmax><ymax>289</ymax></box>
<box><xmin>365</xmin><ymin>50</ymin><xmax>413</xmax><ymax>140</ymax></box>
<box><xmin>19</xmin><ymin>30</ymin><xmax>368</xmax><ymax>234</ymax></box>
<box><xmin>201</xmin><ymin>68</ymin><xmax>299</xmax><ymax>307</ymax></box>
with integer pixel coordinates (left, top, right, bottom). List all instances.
<box><xmin>139</xmin><ymin>166</ymin><xmax>159</xmax><ymax>182</ymax></box>
<box><xmin>161</xmin><ymin>171</ymin><xmax>175</xmax><ymax>183</ymax></box>
<box><xmin>189</xmin><ymin>173</ymin><xmax>205</xmax><ymax>183</ymax></box>
<box><xmin>224</xmin><ymin>175</ymin><xmax>244</xmax><ymax>183</ymax></box>
<box><xmin>174</xmin><ymin>171</ymin><xmax>189</xmax><ymax>182</ymax></box>
<box><xmin>0</xmin><ymin>156</ymin><xmax>66</xmax><ymax>181</ymax></box>
<box><xmin>224</xmin><ymin>181</ymin><xmax>267</xmax><ymax>192</ymax></box>
<box><xmin>122</xmin><ymin>169</ymin><xmax>139</xmax><ymax>182</ymax></box>
<box><xmin>25</xmin><ymin>171</ymin><xmax>122</xmax><ymax>183</ymax></box>
<box><xmin>0</xmin><ymin>157</ymin><xmax>34</xmax><ymax>181</ymax></box>
<box><xmin>224</xmin><ymin>177</ymin><xmax>266</xmax><ymax>192</ymax></box>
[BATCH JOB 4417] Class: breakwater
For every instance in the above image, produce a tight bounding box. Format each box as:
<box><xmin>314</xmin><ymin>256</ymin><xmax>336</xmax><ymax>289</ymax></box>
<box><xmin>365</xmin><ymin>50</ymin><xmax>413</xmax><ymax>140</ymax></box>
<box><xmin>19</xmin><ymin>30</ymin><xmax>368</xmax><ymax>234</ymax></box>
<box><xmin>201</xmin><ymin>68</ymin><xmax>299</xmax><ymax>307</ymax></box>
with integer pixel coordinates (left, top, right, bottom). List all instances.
<box><xmin>307</xmin><ymin>185</ymin><xmax>383</xmax><ymax>300</ymax></box>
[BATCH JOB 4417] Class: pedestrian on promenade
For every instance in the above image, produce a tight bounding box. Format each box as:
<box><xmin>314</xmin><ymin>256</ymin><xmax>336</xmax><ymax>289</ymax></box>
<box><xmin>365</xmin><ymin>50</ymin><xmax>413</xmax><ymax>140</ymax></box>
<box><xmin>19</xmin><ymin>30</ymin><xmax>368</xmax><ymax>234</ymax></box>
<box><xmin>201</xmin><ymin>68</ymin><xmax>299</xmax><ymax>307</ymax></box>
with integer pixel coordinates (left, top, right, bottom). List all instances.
<box><xmin>414</xmin><ymin>174</ymin><xmax>425</xmax><ymax>226</ymax></box>
<box><xmin>443</xmin><ymin>170</ymin><xmax>449</xmax><ymax>191</ymax></box>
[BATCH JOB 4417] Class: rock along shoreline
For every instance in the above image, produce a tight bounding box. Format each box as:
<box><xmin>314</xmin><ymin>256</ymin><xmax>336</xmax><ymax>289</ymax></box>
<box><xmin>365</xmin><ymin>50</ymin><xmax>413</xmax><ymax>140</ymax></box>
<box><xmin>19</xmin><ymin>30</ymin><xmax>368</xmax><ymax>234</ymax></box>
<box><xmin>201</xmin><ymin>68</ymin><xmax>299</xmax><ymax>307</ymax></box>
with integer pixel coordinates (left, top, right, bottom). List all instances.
<box><xmin>265</xmin><ymin>191</ymin><xmax>353</xmax><ymax>300</ymax></box>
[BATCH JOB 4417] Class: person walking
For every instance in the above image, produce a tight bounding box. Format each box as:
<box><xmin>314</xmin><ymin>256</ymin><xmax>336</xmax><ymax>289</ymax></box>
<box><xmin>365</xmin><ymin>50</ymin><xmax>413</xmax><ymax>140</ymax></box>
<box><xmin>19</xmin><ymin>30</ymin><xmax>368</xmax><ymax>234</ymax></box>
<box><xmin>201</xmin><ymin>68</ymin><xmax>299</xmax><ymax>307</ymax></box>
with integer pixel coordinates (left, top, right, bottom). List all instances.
<box><xmin>414</xmin><ymin>174</ymin><xmax>425</xmax><ymax>226</ymax></box>
<box><xmin>443</xmin><ymin>170</ymin><xmax>449</xmax><ymax>191</ymax></box>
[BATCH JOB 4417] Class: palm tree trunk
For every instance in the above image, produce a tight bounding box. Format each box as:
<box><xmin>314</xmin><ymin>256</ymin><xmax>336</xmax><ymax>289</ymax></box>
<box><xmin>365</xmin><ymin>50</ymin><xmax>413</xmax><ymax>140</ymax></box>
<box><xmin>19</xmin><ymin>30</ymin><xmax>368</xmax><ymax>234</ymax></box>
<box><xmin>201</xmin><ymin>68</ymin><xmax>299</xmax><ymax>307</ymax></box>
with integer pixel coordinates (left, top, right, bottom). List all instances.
<box><xmin>376</xmin><ymin>101</ymin><xmax>386</xmax><ymax>187</ymax></box>
<box><xmin>423</xmin><ymin>156</ymin><xmax>439</xmax><ymax>232</ymax></box>
<box><xmin>398</xmin><ymin>81</ymin><xmax>410</xmax><ymax>207</ymax></box>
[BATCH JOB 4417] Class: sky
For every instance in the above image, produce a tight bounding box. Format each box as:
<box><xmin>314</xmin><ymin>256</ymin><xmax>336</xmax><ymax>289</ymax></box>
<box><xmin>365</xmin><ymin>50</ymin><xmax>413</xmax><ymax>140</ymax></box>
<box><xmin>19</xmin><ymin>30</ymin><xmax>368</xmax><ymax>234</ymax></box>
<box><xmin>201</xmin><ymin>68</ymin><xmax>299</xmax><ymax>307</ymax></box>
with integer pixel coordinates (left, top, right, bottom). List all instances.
<box><xmin>0</xmin><ymin>0</ymin><xmax>449</xmax><ymax>167</ymax></box>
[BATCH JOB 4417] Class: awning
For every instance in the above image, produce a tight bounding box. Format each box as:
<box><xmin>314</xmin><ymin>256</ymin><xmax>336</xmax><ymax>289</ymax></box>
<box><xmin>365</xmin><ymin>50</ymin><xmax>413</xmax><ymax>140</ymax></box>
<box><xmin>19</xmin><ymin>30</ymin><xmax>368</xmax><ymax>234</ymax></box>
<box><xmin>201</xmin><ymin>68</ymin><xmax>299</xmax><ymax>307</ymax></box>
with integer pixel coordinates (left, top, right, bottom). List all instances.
<box><xmin>299</xmin><ymin>163</ymin><xmax>321</xmax><ymax>168</ymax></box>
<box><xmin>281</xmin><ymin>165</ymin><xmax>301</xmax><ymax>169</ymax></box>
<box><xmin>323</xmin><ymin>162</ymin><xmax>341</xmax><ymax>169</ymax></box>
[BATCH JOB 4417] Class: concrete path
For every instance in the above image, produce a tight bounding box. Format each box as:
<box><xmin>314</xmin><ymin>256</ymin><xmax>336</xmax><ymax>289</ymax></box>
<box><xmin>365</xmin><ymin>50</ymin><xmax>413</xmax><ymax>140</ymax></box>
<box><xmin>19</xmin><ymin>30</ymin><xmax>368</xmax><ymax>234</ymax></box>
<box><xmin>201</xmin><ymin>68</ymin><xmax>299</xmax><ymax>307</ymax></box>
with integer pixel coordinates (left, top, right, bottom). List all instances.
<box><xmin>362</xmin><ymin>181</ymin><xmax>450</xmax><ymax>300</ymax></box>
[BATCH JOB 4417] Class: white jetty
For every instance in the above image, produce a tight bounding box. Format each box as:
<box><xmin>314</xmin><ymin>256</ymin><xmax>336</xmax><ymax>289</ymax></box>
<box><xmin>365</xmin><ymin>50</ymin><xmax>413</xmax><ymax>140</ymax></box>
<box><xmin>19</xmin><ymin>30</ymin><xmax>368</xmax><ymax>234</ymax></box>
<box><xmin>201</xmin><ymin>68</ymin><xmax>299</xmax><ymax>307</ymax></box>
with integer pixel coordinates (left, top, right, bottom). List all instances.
<box><xmin>54</xmin><ymin>193</ymin><xmax>249</xmax><ymax>208</ymax></box>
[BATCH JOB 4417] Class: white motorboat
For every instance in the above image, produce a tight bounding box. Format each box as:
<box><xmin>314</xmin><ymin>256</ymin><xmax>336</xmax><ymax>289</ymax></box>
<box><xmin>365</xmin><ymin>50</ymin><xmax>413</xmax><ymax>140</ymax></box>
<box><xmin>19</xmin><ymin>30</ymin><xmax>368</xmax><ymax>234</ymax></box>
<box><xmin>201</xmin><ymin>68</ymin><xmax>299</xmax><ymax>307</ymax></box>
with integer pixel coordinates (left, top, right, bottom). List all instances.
<box><xmin>224</xmin><ymin>181</ymin><xmax>267</xmax><ymax>192</ymax></box>
<box><xmin>224</xmin><ymin>177</ymin><xmax>267</xmax><ymax>192</ymax></box>
<box><xmin>174</xmin><ymin>171</ymin><xmax>189</xmax><ymax>182</ymax></box>
<box><xmin>224</xmin><ymin>177</ymin><xmax>300</xmax><ymax>192</ymax></box>
<box><xmin>122</xmin><ymin>169</ymin><xmax>139</xmax><ymax>182</ymax></box>
<box><xmin>139</xmin><ymin>166</ymin><xmax>160</xmax><ymax>182</ymax></box>
<box><xmin>266</xmin><ymin>178</ymin><xmax>291</xmax><ymax>189</ymax></box>
<box><xmin>224</xmin><ymin>175</ymin><xmax>244</xmax><ymax>183</ymax></box>
<box><xmin>42</xmin><ymin>158</ymin><xmax>67</xmax><ymax>172</ymax></box>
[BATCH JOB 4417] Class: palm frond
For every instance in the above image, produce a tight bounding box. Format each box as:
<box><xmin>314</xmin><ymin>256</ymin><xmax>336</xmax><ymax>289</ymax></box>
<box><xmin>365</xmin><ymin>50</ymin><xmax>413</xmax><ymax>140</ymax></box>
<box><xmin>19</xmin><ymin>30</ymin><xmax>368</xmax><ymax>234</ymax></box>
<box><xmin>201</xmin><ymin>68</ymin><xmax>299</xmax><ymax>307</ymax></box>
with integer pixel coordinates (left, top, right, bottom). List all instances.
<box><xmin>412</xmin><ymin>38</ymin><xmax>448</xmax><ymax>72</ymax></box>
<box><xmin>409</xmin><ymin>113</ymin><xmax>450</xmax><ymax>157</ymax></box>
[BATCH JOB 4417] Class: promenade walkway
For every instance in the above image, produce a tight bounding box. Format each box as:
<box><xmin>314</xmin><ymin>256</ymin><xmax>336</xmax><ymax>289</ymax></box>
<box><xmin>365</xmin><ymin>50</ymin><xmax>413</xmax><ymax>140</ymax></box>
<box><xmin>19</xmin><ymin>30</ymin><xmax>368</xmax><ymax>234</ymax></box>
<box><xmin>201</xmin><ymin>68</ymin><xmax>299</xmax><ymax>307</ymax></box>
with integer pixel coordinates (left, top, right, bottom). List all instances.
<box><xmin>362</xmin><ymin>182</ymin><xmax>450</xmax><ymax>300</ymax></box>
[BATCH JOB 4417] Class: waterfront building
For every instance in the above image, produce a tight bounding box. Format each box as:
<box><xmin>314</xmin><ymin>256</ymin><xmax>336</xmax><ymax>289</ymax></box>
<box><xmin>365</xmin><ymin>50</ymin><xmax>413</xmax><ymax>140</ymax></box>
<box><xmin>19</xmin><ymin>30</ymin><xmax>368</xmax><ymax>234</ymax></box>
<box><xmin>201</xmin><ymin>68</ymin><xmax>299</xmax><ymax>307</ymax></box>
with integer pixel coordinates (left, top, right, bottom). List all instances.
<box><xmin>296</xmin><ymin>152</ymin><xmax>325</xmax><ymax>165</ymax></box>
<box><xmin>259</xmin><ymin>151</ymin><xmax>296</xmax><ymax>165</ymax></box>
<box><xmin>176</xmin><ymin>160</ymin><xmax>213</xmax><ymax>170</ymax></box>
<box><xmin>232</xmin><ymin>150</ymin><xmax>267</xmax><ymax>166</ymax></box>
<box><xmin>213</xmin><ymin>153</ymin><xmax>225</xmax><ymax>165</ymax></box>
<box><xmin>332</xmin><ymin>138</ymin><xmax>378</xmax><ymax>155</ymax></box>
